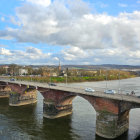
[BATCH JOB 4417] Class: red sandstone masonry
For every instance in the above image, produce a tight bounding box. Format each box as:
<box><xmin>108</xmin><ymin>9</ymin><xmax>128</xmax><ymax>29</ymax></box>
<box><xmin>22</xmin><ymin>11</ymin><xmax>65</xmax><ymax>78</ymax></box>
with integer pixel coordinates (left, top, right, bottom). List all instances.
<box><xmin>8</xmin><ymin>84</ymin><xmax>28</xmax><ymax>94</ymax></box>
<box><xmin>39</xmin><ymin>89</ymin><xmax>119</xmax><ymax>114</ymax></box>
<box><xmin>81</xmin><ymin>95</ymin><xmax>119</xmax><ymax>114</ymax></box>
<box><xmin>39</xmin><ymin>88</ymin><xmax>75</xmax><ymax>104</ymax></box>
<box><xmin>95</xmin><ymin>98</ymin><xmax>119</xmax><ymax>114</ymax></box>
<box><xmin>0</xmin><ymin>85</ymin><xmax>11</xmax><ymax>92</ymax></box>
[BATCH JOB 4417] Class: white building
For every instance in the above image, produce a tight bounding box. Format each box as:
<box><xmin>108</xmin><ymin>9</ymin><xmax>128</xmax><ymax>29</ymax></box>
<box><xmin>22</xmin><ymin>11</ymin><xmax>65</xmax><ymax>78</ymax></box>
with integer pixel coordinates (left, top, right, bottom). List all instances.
<box><xmin>19</xmin><ymin>69</ymin><xmax>28</xmax><ymax>75</ymax></box>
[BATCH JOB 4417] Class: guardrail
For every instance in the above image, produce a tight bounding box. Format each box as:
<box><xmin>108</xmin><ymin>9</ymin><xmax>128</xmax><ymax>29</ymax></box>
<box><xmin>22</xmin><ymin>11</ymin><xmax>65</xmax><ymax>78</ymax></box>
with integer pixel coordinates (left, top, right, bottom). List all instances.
<box><xmin>0</xmin><ymin>78</ymin><xmax>140</xmax><ymax>98</ymax></box>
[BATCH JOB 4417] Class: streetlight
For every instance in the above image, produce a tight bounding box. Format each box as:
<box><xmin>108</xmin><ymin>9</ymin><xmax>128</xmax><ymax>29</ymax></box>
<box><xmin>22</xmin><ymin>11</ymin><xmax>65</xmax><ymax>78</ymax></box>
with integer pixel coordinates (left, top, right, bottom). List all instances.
<box><xmin>118</xmin><ymin>71</ymin><xmax>121</xmax><ymax>94</ymax></box>
<box><xmin>66</xmin><ymin>74</ymin><xmax>67</xmax><ymax>86</ymax></box>
<box><xmin>49</xmin><ymin>68</ymin><xmax>51</xmax><ymax>84</ymax></box>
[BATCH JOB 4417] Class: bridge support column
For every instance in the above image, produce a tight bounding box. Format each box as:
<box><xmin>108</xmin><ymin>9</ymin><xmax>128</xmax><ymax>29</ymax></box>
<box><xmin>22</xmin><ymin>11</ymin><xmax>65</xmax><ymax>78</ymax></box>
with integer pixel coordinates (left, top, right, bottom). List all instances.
<box><xmin>0</xmin><ymin>82</ymin><xmax>11</xmax><ymax>98</ymax></box>
<box><xmin>43</xmin><ymin>99</ymin><xmax>72</xmax><ymax>119</ymax></box>
<box><xmin>0</xmin><ymin>84</ymin><xmax>11</xmax><ymax>98</ymax></box>
<box><xmin>9</xmin><ymin>92</ymin><xmax>37</xmax><ymax>106</ymax></box>
<box><xmin>81</xmin><ymin>96</ymin><xmax>131</xmax><ymax>139</ymax></box>
<box><xmin>39</xmin><ymin>88</ymin><xmax>75</xmax><ymax>119</ymax></box>
<box><xmin>9</xmin><ymin>84</ymin><xmax>37</xmax><ymax>106</ymax></box>
<box><xmin>96</xmin><ymin>110</ymin><xmax>129</xmax><ymax>139</ymax></box>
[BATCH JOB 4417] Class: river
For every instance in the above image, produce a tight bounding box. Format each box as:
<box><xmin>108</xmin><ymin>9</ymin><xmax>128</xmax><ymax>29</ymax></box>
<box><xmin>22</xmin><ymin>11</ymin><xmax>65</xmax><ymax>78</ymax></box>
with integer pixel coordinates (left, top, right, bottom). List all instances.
<box><xmin>0</xmin><ymin>77</ymin><xmax>140</xmax><ymax>140</ymax></box>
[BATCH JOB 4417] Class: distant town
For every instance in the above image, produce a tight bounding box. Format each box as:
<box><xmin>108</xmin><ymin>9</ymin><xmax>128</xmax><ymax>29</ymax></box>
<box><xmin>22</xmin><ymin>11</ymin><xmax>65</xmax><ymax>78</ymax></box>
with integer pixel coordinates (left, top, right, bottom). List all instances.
<box><xmin>0</xmin><ymin>64</ymin><xmax>139</xmax><ymax>83</ymax></box>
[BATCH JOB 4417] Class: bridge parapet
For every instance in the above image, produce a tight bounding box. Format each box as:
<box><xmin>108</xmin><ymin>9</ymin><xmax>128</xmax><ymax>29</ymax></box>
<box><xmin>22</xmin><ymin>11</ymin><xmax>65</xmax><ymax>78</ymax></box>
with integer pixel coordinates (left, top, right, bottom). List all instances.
<box><xmin>0</xmin><ymin>79</ymin><xmax>140</xmax><ymax>103</ymax></box>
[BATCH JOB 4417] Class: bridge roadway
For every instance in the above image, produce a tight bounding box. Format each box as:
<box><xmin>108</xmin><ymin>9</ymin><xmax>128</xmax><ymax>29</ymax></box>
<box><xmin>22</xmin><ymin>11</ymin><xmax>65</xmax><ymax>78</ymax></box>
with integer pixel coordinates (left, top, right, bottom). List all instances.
<box><xmin>0</xmin><ymin>79</ymin><xmax>140</xmax><ymax>104</ymax></box>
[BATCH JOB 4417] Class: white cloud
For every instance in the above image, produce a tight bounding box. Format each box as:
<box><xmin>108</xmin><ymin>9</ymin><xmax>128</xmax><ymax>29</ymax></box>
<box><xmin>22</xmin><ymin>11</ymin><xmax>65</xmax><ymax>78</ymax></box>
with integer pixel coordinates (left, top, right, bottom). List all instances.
<box><xmin>0</xmin><ymin>1</ymin><xmax>139</xmax><ymax>50</ymax></box>
<box><xmin>0</xmin><ymin>44</ymin><xmax>7</xmax><ymax>47</ymax></box>
<box><xmin>62</xmin><ymin>47</ymin><xmax>89</xmax><ymax>61</ymax></box>
<box><xmin>0</xmin><ymin>0</ymin><xmax>140</xmax><ymax>65</ymax></box>
<box><xmin>0</xmin><ymin>47</ymin><xmax>53</xmax><ymax>64</ymax></box>
<box><xmin>100</xmin><ymin>3</ymin><xmax>108</xmax><ymax>8</ymax></box>
<box><xmin>129</xmin><ymin>51</ymin><xmax>140</xmax><ymax>58</ymax></box>
<box><xmin>0</xmin><ymin>45</ymin><xmax>140</xmax><ymax>65</ymax></box>
<box><xmin>10</xmin><ymin>16</ymin><xmax>21</xmax><ymax>26</ymax></box>
<box><xmin>53</xmin><ymin>57</ymin><xmax>59</xmax><ymax>61</ymax></box>
<box><xmin>1</xmin><ymin>17</ymin><xmax>5</xmax><ymax>21</ymax></box>
<box><xmin>26</xmin><ymin>0</ymin><xmax>51</xmax><ymax>7</ymax></box>
<box><xmin>0</xmin><ymin>48</ymin><xmax>12</xmax><ymax>55</ymax></box>
<box><xmin>118</xmin><ymin>3</ymin><xmax>128</xmax><ymax>7</ymax></box>
<box><xmin>26</xmin><ymin>47</ymin><xmax>42</xmax><ymax>55</ymax></box>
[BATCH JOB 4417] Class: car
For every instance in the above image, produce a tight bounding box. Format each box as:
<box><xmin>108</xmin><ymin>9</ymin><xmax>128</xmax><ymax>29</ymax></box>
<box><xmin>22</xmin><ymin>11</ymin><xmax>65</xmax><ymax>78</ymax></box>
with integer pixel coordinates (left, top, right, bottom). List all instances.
<box><xmin>48</xmin><ymin>83</ymin><xmax>57</xmax><ymax>86</ymax></box>
<box><xmin>10</xmin><ymin>78</ymin><xmax>15</xmax><ymax>81</ymax></box>
<box><xmin>104</xmin><ymin>89</ymin><xmax>116</xmax><ymax>94</ymax></box>
<box><xmin>85</xmin><ymin>88</ymin><xmax>95</xmax><ymax>92</ymax></box>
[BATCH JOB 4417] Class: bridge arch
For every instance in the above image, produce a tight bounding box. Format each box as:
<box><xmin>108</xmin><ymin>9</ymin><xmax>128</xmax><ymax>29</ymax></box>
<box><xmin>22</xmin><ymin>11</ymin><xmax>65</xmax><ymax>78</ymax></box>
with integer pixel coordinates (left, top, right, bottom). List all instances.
<box><xmin>38</xmin><ymin>88</ymin><xmax>133</xmax><ymax>139</ymax></box>
<box><xmin>71</xmin><ymin>96</ymin><xmax>97</xmax><ymax>140</ymax></box>
<box><xmin>129</xmin><ymin>108</ymin><xmax>140</xmax><ymax>136</ymax></box>
<box><xmin>38</xmin><ymin>87</ymin><xmax>121</xmax><ymax>118</ymax></box>
<box><xmin>1</xmin><ymin>83</ymin><xmax>38</xmax><ymax>106</ymax></box>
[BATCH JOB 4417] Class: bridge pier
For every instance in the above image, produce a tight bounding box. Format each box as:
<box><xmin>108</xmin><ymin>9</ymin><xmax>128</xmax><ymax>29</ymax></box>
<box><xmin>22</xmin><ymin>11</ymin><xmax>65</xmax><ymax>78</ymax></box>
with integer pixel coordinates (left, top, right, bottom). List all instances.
<box><xmin>43</xmin><ymin>99</ymin><xmax>73</xmax><ymax>119</ymax></box>
<box><xmin>39</xmin><ymin>88</ymin><xmax>75</xmax><ymax>119</ymax></box>
<box><xmin>9</xmin><ymin>84</ymin><xmax>37</xmax><ymax>106</ymax></box>
<box><xmin>81</xmin><ymin>96</ymin><xmax>132</xmax><ymax>139</ymax></box>
<box><xmin>0</xmin><ymin>82</ymin><xmax>11</xmax><ymax>98</ymax></box>
<box><xmin>96</xmin><ymin>110</ymin><xmax>129</xmax><ymax>139</ymax></box>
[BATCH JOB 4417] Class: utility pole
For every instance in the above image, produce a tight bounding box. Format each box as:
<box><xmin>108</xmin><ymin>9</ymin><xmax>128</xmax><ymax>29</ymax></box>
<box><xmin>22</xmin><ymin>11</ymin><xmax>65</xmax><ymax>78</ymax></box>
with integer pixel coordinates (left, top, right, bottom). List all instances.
<box><xmin>105</xmin><ymin>70</ymin><xmax>108</xmax><ymax>90</ymax></box>
<box><xmin>31</xmin><ymin>67</ymin><xmax>32</xmax><ymax>81</ymax></box>
<box><xmin>118</xmin><ymin>71</ymin><xmax>121</xmax><ymax>94</ymax></box>
<box><xmin>65</xmin><ymin>67</ymin><xmax>68</xmax><ymax>86</ymax></box>
<box><xmin>66</xmin><ymin>74</ymin><xmax>67</xmax><ymax>86</ymax></box>
<box><xmin>49</xmin><ymin>67</ymin><xmax>51</xmax><ymax>83</ymax></box>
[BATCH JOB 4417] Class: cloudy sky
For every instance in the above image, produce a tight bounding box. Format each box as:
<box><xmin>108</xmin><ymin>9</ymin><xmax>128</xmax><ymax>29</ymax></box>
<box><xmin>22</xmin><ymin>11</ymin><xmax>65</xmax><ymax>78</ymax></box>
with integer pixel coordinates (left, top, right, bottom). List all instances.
<box><xmin>0</xmin><ymin>0</ymin><xmax>140</xmax><ymax>65</ymax></box>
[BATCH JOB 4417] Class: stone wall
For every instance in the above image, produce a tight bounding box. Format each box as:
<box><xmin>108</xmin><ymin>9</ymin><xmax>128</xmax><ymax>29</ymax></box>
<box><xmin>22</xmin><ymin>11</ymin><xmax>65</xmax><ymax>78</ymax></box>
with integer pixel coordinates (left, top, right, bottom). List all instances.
<box><xmin>39</xmin><ymin>88</ymin><xmax>76</xmax><ymax>118</ymax></box>
<box><xmin>9</xmin><ymin>88</ymin><xmax>37</xmax><ymax>106</ymax></box>
<box><xmin>0</xmin><ymin>85</ymin><xmax>11</xmax><ymax>98</ymax></box>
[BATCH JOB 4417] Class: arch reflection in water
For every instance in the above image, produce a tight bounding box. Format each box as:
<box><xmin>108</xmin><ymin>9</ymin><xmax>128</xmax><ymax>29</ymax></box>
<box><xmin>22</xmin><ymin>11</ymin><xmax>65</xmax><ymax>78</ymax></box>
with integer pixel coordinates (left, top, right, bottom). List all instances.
<box><xmin>42</xmin><ymin>116</ymin><xmax>73</xmax><ymax>140</ymax></box>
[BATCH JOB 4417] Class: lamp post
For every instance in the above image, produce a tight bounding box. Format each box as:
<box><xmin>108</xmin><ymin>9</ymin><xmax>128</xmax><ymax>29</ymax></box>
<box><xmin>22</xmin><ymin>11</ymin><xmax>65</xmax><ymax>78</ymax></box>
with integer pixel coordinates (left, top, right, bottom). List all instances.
<box><xmin>118</xmin><ymin>71</ymin><xmax>121</xmax><ymax>94</ymax></box>
<box><xmin>49</xmin><ymin>67</ymin><xmax>51</xmax><ymax>83</ymax></box>
<box><xmin>31</xmin><ymin>69</ymin><xmax>32</xmax><ymax>81</ymax></box>
<box><xmin>105</xmin><ymin>70</ymin><xmax>108</xmax><ymax>90</ymax></box>
<box><xmin>66</xmin><ymin>74</ymin><xmax>67</xmax><ymax>86</ymax></box>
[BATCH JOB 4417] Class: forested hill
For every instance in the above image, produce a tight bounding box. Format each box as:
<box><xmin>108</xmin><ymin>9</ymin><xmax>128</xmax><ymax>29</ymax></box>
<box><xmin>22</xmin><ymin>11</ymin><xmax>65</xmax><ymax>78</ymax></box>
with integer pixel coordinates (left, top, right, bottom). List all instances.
<box><xmin>62</xmin><ymin>64</ymin><xmax>140</xmax><ymax>70</ymax></box>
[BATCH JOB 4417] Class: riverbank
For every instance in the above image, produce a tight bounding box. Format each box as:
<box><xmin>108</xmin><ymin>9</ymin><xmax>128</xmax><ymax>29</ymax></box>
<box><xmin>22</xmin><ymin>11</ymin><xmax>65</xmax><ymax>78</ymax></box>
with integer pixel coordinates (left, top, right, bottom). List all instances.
<box><xmin>13</xmin><ymin>74</ymin><xmax>136</xmax><ymax>83</ymax></box>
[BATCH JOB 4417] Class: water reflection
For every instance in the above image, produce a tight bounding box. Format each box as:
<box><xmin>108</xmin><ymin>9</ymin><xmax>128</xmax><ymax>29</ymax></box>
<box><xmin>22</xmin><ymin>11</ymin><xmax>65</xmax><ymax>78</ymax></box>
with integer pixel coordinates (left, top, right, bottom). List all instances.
<box><xmin>95</xmin><ymin>132</ymin><xmax>129</xmax><ymax>140</ymax></box>
<box><xmin>0</xmin><ymin>98</ymin><xmax>37</xmax><ymax>140</ymax></box>
<box><xmin>0</xmin><ymin>96</ymin><xmax>139</xmax><ymax>140</ymax></box>
<box><xmin>42</xmin><ymin>116</ymin><xmax>74</xmax><ymax>140</ymax></box>
<box><xmin>135</xmin><ymin>135</ymin><xmax>140</xmax><ymax>140</ymax></box>
<box><xmin>0</xmin><ymin>97</ymin><xmax>74</xmax><ymax>140</ymax></box>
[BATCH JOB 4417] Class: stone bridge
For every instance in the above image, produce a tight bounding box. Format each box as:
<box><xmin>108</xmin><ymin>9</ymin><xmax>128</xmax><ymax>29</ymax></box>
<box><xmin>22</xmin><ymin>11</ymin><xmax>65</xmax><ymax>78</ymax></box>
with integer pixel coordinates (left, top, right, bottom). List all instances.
<box><xmin>0</xmin><ymin>79</ymin><xmax>140</xmax><ymax>139</ymax></box>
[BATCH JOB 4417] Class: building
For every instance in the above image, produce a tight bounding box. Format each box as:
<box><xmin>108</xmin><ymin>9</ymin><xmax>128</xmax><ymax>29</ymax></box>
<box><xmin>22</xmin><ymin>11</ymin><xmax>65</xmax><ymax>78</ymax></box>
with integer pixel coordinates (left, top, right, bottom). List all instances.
<box><xmin>19</xmin><ymin>69</ymin><xmax>28</xmax><ymax>75</ymax></box>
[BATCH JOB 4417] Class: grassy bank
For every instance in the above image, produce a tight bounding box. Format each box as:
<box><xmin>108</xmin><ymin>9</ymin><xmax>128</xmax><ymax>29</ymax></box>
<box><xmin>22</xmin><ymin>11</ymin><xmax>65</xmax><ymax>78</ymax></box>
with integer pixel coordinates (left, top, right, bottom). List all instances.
<box><xmin>14</xmin><ymin>74</ymin><xmax>136</xmax><ymax>83</ymax></box>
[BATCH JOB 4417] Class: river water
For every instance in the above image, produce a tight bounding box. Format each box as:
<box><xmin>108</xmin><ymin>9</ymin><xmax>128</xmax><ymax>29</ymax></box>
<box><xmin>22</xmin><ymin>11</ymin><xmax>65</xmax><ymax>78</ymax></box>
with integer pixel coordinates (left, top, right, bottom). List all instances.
<box><xmin>0</xmin><ymin>77</ymin><xmax>140</xmax><ymax>140</ymax></box>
